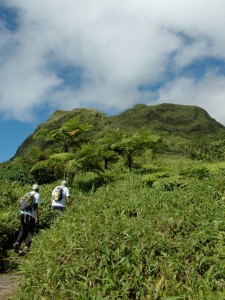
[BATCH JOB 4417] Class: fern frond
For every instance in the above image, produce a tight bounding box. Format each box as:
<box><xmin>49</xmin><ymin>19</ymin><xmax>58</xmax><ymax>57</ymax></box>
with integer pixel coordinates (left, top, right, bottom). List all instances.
<box><xmin>66</xmin><ymin>159</ymin><xmax>81</xmax><ymax>173</ymax></box>
<box><xmin>33</xmin><ymin>129</ymin><xmax>50</xmax><ymax>140</ymax></box>
<box><xmin>50</xmin><ymin>153</ymin><xmax>75</xmax><ymax>162</ymax></box>
<box><xmin>31</xmin><ymin>160</ymin><xmax>53</xmax><ymax>172</ymax></box>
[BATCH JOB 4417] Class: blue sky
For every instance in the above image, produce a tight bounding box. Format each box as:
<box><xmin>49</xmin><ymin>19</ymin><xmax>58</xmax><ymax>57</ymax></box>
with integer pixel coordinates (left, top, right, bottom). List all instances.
<box><xmin>1</xmin><ymin>0</ymin><xmax>225</xmax><ymax>162</ymax></box>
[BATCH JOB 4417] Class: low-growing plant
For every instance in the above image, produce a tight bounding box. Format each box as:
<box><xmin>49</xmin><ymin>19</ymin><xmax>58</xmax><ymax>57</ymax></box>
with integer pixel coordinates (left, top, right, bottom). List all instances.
<box><xmin>180</xmin><ymin>165</ymin><xmax>211</xmax><ymax>180</ymax></box>
<box><xmin>11</xmin><ymin>170</ymin><xmax>225</xmax><ymax>299</ymax></box>
<box><xmin>0</xmin><ymin>161</ymin><xmax>35</xmax><ymax>184</ymax></box>
<box><xmin>152</xmin><ymin>175</ymin><xmax>190</xmax><ymax>190</ymax></box>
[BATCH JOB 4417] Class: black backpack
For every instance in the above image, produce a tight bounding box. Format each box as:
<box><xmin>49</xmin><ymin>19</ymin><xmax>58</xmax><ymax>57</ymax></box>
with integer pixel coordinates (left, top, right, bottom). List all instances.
<box><xmin>20</xmin><ymin>192</ymin><xmax>35</xmax><ymax>211</ymax></box>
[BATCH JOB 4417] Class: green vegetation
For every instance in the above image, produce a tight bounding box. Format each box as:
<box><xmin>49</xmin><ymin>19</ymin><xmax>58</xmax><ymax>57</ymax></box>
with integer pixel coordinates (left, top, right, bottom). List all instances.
<box><xmin>14</xmin><ymin>103</ymin><xmax>225</xmax><ymax>159</ymax></box>
<box><xmin>3</xmin><ymin>159</ymin><xmax>225</xmax><ymax>299</ymax></box>
<box><xmin>2</xmin><ymin>103</ymin><xmax>225</xmax><ymax>298</ymax></box>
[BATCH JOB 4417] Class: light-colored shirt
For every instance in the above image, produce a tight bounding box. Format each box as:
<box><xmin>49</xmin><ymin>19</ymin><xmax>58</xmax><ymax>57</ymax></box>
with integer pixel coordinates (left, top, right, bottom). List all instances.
<box><xmin>52</xmin><ymin>186</ymin><xmax>70</xmax><ymax>207</ymax></box>
<box><xmin>20</xmin><ymin>191</ymin><xmax>40</xmax><ymax>218</ymax></box>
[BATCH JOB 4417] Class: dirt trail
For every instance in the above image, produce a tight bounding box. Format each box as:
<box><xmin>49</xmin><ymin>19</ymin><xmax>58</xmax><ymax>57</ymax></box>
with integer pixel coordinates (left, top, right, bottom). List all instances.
<box><xmin>0</xmin><ymin>273</ymin><xmax>21</xmax><ymax>300</ymax></box>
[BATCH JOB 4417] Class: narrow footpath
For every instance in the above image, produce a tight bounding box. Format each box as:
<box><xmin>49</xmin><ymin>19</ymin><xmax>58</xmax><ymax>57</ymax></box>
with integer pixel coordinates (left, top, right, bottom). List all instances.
<box><xmin>0</xmin><ymin>273</ymin><xmax>21</xmax><ymax>300</ymax></box>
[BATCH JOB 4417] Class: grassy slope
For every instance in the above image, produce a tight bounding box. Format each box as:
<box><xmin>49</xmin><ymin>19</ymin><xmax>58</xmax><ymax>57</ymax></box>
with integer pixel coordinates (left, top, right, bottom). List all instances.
<box><xmin>11</xmin><ymin>157</ymin><xmax>225</xmax><ymax>299</ymax></box>
<box><xmin>4</xmin><ymin>103</ymin><xmax>225</xmax><ymax>298</ymax></box>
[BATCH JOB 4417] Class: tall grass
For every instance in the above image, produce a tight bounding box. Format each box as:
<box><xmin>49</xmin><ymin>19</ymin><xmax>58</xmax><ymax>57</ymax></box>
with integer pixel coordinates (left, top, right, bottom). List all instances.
<box><xmin>11</xmin><ymin>169</ymin><xmax>225</xmax><ymax>299</ymax></box>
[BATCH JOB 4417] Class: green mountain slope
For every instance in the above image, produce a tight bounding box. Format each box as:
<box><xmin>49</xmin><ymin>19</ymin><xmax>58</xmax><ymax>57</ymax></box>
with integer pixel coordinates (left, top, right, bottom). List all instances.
<box><xmin>15</xmin><ymin>103</ymin><xmax>225</xmax><ymax>158</ymax></box>
<box><xmin>108</xmin><ymin>103</ymin><xmax>224</xmax><ymax>134</ymax></box>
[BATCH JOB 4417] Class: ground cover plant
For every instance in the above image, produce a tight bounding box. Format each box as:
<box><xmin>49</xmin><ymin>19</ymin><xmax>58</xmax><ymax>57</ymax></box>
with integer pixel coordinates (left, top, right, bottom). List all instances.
<box><xmin>2</xmin><ymin>104</ymin><xmax>225</xmax><ymax>298</ymax></box>
<box><xmin>0</xmin><ymin>180</ymin><xmax>77</xmax><ymax>272</ymax></box>
<box><xmin>9</xmin><ymin>161</ymin><xmax>225</xmax><ymax>300</ymax></box>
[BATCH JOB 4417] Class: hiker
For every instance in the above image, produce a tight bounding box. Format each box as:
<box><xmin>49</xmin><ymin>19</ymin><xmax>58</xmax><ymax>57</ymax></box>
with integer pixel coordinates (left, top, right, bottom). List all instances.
<box><xmin>51</xmin><ymin>180</ymin><xmax>70</xmax><ymax>212</ymax></box>
<box><xmin>13</xmin><ymin>184</ymin><xmax>40</xmax><ymax>255</ymax></box>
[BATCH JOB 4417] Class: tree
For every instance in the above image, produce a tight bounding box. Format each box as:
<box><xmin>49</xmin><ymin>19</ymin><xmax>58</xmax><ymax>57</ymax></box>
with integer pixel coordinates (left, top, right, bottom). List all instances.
<box><xmin>111</xmin><ymin>130</ymin><xmax>163</xmax><ymax>171</ymax></box>
<box><xmin>32</xmin><ymin>116</ymin><xmax>94</xmax><ymax>183</ymax></box>
<box><xmin>72</xmin><ymin>143</ymin><xmax>104</xmax><ymax>173</ymax></box>
<box><xmin>31</xmin><ymin>153</ymin><xmax>75</xmax><ymax>184</ymax></box>
<box><xmin>33</xmin><ymin>116</ymin><xmax>93</xmax><ymax>153</ymax></box>
<box><xmin>95</xmin><ymin>130</ymin><xmax>120</xmax><ymax>169</ymax></box>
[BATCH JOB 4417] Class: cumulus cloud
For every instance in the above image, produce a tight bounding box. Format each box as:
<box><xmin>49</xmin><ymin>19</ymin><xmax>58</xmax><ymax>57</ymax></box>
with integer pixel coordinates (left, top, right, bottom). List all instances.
<box><xmin>156</xmin><ymin>71</ymin><xmax>225</xmax><ymax>124</ymax></box>
<box><xmin>1</xmin><ymin>0</ymin><xmax>225</xmax><ymax>124</ymax></box>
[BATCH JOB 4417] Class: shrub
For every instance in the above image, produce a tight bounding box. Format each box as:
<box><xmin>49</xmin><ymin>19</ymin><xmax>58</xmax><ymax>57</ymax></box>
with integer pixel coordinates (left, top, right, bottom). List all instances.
<box><xmin>0</xmin><ymin>162</ymin><xmax>34</xmax><ymax>185</ymax></box>
<box><xmin>12</xmin><ymin>172</ymin><xmax>225</xmax><ymax>299</ymax></box>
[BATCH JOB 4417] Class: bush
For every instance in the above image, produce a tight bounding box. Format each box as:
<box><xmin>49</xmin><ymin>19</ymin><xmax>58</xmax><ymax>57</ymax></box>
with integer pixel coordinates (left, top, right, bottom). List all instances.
<box><xmin>12</xmin><ymin>172</ymin><xmax>225</xmax><ymax>299</ymax></box>
<box><xmin>0</xmin><ymin>162</ymin><xmax>34</xmax><ymax>185</ymax></box>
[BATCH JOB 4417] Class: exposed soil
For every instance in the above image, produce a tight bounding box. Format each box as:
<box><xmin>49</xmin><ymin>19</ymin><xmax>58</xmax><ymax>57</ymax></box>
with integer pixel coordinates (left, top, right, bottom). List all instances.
<box><xmin>0</xmin><ymin>273</ymin><xmax>21</xmax><ymax>300</ymax></box>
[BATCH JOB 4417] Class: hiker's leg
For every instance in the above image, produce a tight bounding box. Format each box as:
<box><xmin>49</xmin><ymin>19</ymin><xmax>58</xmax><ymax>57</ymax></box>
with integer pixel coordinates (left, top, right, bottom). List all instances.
<box><xmin>16</xmin><ymin>214</ymin><xmax>29</xmax><ymax>244</ymax></box>
<box><xmin>13</xmin><ymin>214</ymin><xmax>28</xmax><ymax>253</ymax></box>
<box><xmin>25</xmin><ymin>217</ymin><xmax>35</xmax><ymax>249</ymax></box>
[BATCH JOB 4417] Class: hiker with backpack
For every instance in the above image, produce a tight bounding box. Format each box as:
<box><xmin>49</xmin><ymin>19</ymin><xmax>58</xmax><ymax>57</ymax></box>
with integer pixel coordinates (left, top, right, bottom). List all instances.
<box><xmin>51</xmin><ymin>180</ymin><xmax>70</xmax><ymax>212</ymax></box>
<box><xmin>13</xmin><ymin>184</ymin><xmax>40</xmax><ymax>256</ymax></box>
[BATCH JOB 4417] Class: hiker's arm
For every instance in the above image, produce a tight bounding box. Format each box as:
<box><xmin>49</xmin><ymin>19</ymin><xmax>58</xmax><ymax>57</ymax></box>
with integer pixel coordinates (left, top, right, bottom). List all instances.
<box><xmin>51</xmin><ymin>190</ymin><xmax>55</xmax><ymax>206</ymax></box>
<box><xmin>65</xmin><ymin>187</ymin><xmax>70</xmax><ymax>205</ymax></box>
<box><xmin>66</xmin><ymin>195</ymin><xmax>70</xmax><ymax>205</ymax></box>
<box><xmin>34</xmin><ymin>203</ymin><xmax>38</xmax><ymax>224</ymax></box>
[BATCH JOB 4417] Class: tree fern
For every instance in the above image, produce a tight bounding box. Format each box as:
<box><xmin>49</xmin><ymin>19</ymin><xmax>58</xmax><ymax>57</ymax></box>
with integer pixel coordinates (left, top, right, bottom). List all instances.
<box><xmin>50</xmin><ymin>153</ymin><xmax>75</xmax><ymax>162</ymax></box>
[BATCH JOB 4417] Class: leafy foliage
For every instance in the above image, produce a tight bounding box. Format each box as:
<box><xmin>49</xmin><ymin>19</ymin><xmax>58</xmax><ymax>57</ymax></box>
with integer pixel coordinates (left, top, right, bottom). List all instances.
<box><xmin>31</xmin><ymin>160</ymin><xmax>58</xmax><ymax>184</ymax></box>
<box><xmin>141</xmin><ymin>173</ymin><xmax>190</xmax><ymax>190</ymax></box>
<box><xmin>109</xmin><ymin>129</ymin><xmax>164</xmax><ymax>171</ymax></box>
<box><xmin>10</xmin><ymin>171</ymin><xmax>225</xmax><ymax>299</ymax></box>
<box><xmin>15</xmin><ymin>103</ymin><xmax>225</xmax><ymax>160</ymax></box>
<box><xmin>33</xmin><ymin>115</ymin><xmax>94</xmax><ymax>153</ymax></box>
<box><xmin>3</xmin><ymin>104</ymin><xmax>225</xmax><ymax>298</ymax></box>
<box><xmin>185</xmin><ymin>138</ymin><xmax>225</xmax><ymax>162</ymax></box>
<box><xmin>0</xmin><ymin>160</ymin><xmax>35</xmax><ymax>185</ymax></box>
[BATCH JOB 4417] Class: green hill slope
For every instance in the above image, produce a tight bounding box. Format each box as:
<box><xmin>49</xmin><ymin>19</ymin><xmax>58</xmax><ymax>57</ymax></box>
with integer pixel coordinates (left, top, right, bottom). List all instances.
<box><xmin>14</xmin><ymin>103</ymin><xmax>225</xmax><ymax>158</ymax></box>
<box><xmin>11</xmin><ymin>169</ymin><xmax>225</xmax><ymax>299</ymax></box>
<box><xmin>109</xmin><ymin>103</ymin><xmax>224</xmax><ymax>134</ymax></box>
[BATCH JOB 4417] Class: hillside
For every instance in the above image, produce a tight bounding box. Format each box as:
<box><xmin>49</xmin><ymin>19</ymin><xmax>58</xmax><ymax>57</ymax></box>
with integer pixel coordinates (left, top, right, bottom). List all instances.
<box><xmin>7</xmin><ymin>165</ymin><xmax>225</xmax><ymax>299</ymax></box>
<box><xmin>2</xmin><ymin>104</ymin><xmax>225</xmax><ymax>299</ymax></box>
<box><xmin>109</xmin><ymin>103</ymin><xmax>225</xmax><ymax>134</ymax></box>
<box><xmin>15</xmin><ymin>103</ymin><xmax>225</xmax><ymax>158</ymax></box>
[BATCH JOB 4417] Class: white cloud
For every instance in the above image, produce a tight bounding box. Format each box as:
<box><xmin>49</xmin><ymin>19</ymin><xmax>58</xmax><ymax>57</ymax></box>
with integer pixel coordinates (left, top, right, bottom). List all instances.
<box><xmin>1</xmin><ymin>0</ymin><xmax>225</xmax><ymax>124</ymax></box>
<box><xmin>156</xmin><ymin>71</ymin><xmax>225</xmax><ymax>125</ymax></box>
